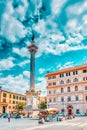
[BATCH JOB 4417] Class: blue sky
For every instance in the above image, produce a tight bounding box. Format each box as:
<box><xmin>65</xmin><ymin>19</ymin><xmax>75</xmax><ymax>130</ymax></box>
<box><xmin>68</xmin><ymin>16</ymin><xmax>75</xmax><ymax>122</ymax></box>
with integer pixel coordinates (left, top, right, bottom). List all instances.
<box><xmin>0</xmin><ymin>0</ymin><xmax>87</xmax><ymax>96</ymax></box>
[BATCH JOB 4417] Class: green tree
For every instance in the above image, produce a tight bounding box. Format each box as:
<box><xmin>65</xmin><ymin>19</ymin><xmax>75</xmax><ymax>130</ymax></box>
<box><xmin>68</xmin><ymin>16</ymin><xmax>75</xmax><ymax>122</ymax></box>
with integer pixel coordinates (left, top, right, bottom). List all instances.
<box><xmin>15</xmin><ymin>102</ymin><xmax>26</xmax><ymax>113</ymax></box>
<box><xmin>38</xmin><ymin>101</ymin><xmax>47</xmax><ymax>110</ymax></box>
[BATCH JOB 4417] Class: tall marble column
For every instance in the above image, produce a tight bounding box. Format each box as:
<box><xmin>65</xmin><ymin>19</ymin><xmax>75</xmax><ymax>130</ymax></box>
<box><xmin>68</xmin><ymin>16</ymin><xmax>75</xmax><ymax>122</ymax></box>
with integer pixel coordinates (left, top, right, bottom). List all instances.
<box><xmin>28</xmin><ymin>43</ymin><xmax>38</xmax><ymax>91</ymax></box>
<box><xmin>26</xmin><ymin>35</ymin><xmax>40</xmax><ymax>111</ymax></box>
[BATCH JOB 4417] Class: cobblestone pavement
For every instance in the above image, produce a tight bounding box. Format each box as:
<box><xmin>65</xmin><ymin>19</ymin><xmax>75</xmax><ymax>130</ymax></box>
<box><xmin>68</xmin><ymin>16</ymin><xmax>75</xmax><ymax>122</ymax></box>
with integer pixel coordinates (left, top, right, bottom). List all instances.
<box><xmin>23</xmin><ymin>117</ymin><xmax>87</xmax><ymax>130</ymax></box>
<box><xmin>0</xmin><ymin>117</ymin><xmax>87</xmax><ymax>130</ymax></box>
<box><xmin>0</xmin><ymin>118</ymin><xmax>38</xmax><ymax>130</ymax></box>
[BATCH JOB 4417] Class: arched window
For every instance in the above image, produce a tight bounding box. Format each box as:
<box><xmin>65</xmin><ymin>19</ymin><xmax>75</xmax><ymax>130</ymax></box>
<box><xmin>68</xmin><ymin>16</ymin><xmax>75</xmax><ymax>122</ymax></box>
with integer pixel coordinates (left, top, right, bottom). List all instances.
<box><xmin>66</xmin><ymin>79</ymin><xmax>71</xmax><ymax>83</ymax></box>
<box><xmin>60</xmin><ymin>80</ymin><xmax>64</xmax><ymax>84</ymax></box>
<box><xmin>68</xmin><ymin>87</ymin><xmax>70</xmax><ymax>92</ymax></box>
<box><xmin>53</xmin><ymin>98</ymin><xmax>56</xmax><ymax>102</ymax></box>
<box><xmin>75</xmin><ymin>86</ymin><xmax>78</xmax><ymax>91</ymax></box>
<box><xmin>73</xmin><ymin>78</ymin><xmax>78</xmax><ymax>82</ymax></box>
<box><xmin>61</xmin><ymin>88</ymin><xmax>64</xmax><ymax>93</ymax></box>
<box><xmin>67</xmin><ymin>97</ymin><xmax>71</xmax><ymax>102</ymax></box>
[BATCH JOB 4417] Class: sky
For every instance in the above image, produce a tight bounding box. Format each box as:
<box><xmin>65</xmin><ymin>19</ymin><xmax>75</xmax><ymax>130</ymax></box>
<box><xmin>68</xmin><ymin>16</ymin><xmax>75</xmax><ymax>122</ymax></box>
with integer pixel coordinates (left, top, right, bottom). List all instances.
<box><xmin>0</xmin><ymin>0</ymin><xmax>87</xmax><ymax>96</ymax></box>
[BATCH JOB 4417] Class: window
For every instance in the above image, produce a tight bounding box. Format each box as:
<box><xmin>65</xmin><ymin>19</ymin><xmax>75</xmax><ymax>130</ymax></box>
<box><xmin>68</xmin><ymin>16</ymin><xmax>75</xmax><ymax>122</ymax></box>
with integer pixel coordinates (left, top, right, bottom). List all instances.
<box><xmin>67</xmin><ymin>97</ymin><xmax>71</xmax><ymax>102</ymax></box>
<box><xmin>85</xmin><ymin>86</ymin><xmax>87</xmax><ymax>90</ymax></box>
<box><xmin>61</xmin><ymin>88</ymin><xmax>64</xmax><ymax>93</ymax></box>
<box><xmin>73</xmin><ymin>78</ymin><xmax>78</xmax><ymax>82</ymax></box>
<box><xmin>48</xmin><ymin>83</ymin><xmax>52</xmax><ymax>86</ymax></box>
<box><xmin>83</xmin><ymin>77</ymin><xmax>87</xmax><ymax>81</ymax></box>
<box><xmin>9</xmin><ymin>94</ymin><xmax>11</xmax><ymax>98</ymax></box>
<box><xmin>60</xmin><ymin>80</ymin><xmax>64</xmax><ymax>84</ymax></box>
<box><xmin>3</xmin><ymin>99</ymin><xmax>6</xmax><ymax>103</ymax></box>
<box><xmin>61</xmin><ymin>97</ymin><xmax>64</xmax><ymax>102</ymax></box>
<box><xmin>13</xmin><ymin>95</ymin><xmax>15</xmax><ymax>99</ymax></box>
<box><xmin>53</xmin><ymin>98</ymin><xmax>56</xmax><ymax>102</ymax></box>
<box><xmin>85</xmin><ymin>96</ymin><xmax>87</xmax><ymax>101</ymax></box>
<box><xmin>66</xmin><ymin>72</ymin><xmax>70</xmax><ymax>76</ymax></box>
<box><xmin>9</xmin><ymin>106</ymin><xmax>11</xmax><ymax>109</ymax></box>
<box><xmin>68</xmin><ymin>87</ymin><xmax>70</xmax><ymax>92</ymax></box>
<box><xmin>53</xmin><ymin>82</ymin><xmax>56</xmax><ymax>85</ymax></box>
<box><xmin>49</xmin><ymin>99</ymin><xmax>52</xmax><ymax>103</ymax></box>
<box><xmin>19</xmin><ymin>97</ymin><xmax>21</xmax><ymax>100</ymax></box>
<box><xmin>73</xmin><ymin>71</ymin><xmax>78</xmax><ymax>75</ymax></box>
<box><xmin>48</xmin><ymin>77</ymin><xmax>51</xmax><ymax>80</ymax></box>
<box><xmin>60</xmin><ymin>74</ymin><xmax>64</xmax><ymax>78</ymax></box>
<box><xmin>76</xmin><ymin>96</ymin><xmax>79</xmax><ymax>101</ymax></box>
<box><xmin>49</xmin><ymin>91</ymin><xmax>51</xmax><ymax>94</ymax></box>
<box><xmin>75</xmin><ymin>86</ymin><xmax>78</xmax><ymax>91</ymax></box>
<box><xmin>66</xmin><ymin>79</ymin><xmax>71</xmax><ymax>83</ymax></box>
<box><xmin>15</xmin><ymin>96</ymin><xmax>18</xmax><ymax>99</ymax></box>
<box><xmin>3</xmin><ymin>93</ymin><xmax>7</xmax><ymax>97</ymax></box>
<box><xmin>13</xmin><ymin>101</ymin><xmax>15</xmax><ymax>104</ymax></box>
<box><xmin>83</xmin><ymin>69</ymin><xmax>87</xmax><ymax>73</ymax></box>
<box><xmin>52</xmin><ymin>76</ymin><xmax>56</xmax><ymax>79</ymax></box>
<box><xmin>53</xmin><ymin>90</ymin><xmax>56</xmax><ymax>94</ymax></box>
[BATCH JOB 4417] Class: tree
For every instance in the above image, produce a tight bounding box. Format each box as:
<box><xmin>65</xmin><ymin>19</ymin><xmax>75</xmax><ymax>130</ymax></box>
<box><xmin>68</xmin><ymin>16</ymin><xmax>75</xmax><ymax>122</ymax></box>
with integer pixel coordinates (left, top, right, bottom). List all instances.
<box><xmin>15</xmin><ymin>103</ymin><xmax>26</xmax><ymax>113</ymax></box>
<box><xmin>38</xmin><ymin>101</ymin><xmax>47</xmax><ymax>110</ymax></box>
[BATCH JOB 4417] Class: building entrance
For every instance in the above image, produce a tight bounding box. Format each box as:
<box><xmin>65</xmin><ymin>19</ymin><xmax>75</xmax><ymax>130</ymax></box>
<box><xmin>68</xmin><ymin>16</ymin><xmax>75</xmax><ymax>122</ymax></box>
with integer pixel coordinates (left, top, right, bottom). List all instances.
<box><xmin>2</xmin><ymin>106</ymin><xmax>6</xmax><ymax>113</ymax></box>
<box><xmin>67</xmin><ymin>105</ymin><xmax>73</xmax><ymax>117</ymax></box>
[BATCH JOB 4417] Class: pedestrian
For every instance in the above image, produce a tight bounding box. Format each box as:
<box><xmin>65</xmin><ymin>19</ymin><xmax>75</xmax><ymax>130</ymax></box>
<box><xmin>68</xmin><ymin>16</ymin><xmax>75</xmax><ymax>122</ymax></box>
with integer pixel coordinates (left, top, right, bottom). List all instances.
<box><xmin>8</xmin><ymin>113</ymin><xmax>10</xmax><ymax>122</ymax></box>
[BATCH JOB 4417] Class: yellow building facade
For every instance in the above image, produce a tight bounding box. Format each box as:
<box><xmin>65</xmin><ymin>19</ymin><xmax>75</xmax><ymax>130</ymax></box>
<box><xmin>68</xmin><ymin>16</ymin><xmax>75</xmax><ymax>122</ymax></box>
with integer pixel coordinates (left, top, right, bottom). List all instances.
<box><xmin>0</xmin><ymin>89</ymin><xmax>26</xmax><ymax>114</ymax></box>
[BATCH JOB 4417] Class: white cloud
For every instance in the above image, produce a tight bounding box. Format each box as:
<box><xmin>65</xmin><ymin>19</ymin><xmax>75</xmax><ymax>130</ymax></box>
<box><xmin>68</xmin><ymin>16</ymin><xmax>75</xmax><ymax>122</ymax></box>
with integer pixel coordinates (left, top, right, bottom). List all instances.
<box><xmin>56</xmin><ymin>62</ymin><xmax>74</xmax><ymax>70</ymax></box>
<box><xmin>0</xmin><ymin>74</ymin><xmax>29</xmax><ymax>94</ymax></box>
<box><xmin>13</xmin><ymin>47</ymin><xmax>29</xmax><ymax>57</ymax></box>
<box><xmin>36</xmin><ymin>77</ymin><xmax>47</xmax><ymax>96</ymax></box>
<box><xmin>23</xmin><ymin>71</ymin><xmax>30</xmax><ymax>78</ymax></box>
<box><xmin>0</xmin><ymin>57</ymin><xmax>14</xmax><ymax>70</ymax></box>
<box><xmin>66</xmin><ymin>1</ymin><xmax>87</xmax><ymax>17</ymax></box>
<box><xmin>1</xmin><ymin>1</ymin><xmax>27</xmax><ymax>42</ymax></box>
<box><xmin>37</xmin><ymin>77</ymin><xmax>45</xmax><ymax>82</ymax></box>
<box><xmin>0</xmin><ymin>74</ymin><xmax>46</xmax><ymax>96</ymax></box>
<box><xmin>19</xmin><ymin>60</ymin><xmax>30</xmax><ymax>67</ymax></box>
<box><xmin>51</xmin><ymin>0</ymin><xmax>67</xmax><ymax>16</ymax></box>
<box><xmin>39</xmin><ymin>68</ymin><xmax>45</xmax><ymax>74</ymax></box>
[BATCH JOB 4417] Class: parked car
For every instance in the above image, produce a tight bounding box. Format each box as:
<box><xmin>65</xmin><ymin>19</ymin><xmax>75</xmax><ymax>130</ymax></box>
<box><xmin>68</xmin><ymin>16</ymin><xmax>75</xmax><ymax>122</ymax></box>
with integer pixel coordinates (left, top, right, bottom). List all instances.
<box><xmin>15</xmin><ymin>114</ymin><xmax>21</xmax><ymax>119</ymax></box>
<box><xmin>75</xmin><ymin>113</ymin><xmax>85</xmax><ymax>117</ymax></box>
<box><xmin>58</xmin><ymin>112</ymin><xmax>67</xmax><ymax>116</ymax></box>
<box><xmin>1</xmin><ymin>113</ymin><xmax>8</xmax><ymax>118</ymax></box>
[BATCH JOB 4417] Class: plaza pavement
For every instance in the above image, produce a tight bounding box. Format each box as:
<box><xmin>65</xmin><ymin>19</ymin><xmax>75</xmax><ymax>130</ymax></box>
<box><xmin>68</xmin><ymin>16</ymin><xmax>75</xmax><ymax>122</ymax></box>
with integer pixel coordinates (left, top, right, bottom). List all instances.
<box><xmin>0</xmin><ymin>117</ymin><xmax>87</xmax><ymax>130</ymax></box>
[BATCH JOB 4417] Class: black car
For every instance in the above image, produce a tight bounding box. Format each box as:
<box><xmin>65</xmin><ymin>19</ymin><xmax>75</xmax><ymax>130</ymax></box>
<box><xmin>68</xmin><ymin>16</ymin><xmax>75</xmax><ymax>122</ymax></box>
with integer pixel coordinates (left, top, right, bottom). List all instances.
<box><xmin>15</xmin><ymin>114</ymin><xmax>21</xmax><ymax>119</ymax></box>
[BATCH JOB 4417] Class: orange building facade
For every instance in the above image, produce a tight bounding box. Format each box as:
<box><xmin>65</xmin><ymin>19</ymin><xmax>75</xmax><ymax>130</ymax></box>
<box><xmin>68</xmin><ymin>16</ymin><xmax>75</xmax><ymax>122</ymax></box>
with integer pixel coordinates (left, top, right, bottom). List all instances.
<box><xmin>0</xmin><ymin>89</ymin><xmax>26</xmax><ymax>114</ymax></box>
<box><xmin>46</xmin><ymin>64</ymin><xmax>87</xmax><ymax>115</ymax></box>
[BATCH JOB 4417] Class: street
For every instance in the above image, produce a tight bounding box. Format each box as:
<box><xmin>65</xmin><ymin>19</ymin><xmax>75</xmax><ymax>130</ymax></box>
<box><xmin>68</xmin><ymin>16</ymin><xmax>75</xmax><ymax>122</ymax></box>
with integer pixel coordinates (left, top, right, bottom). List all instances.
<box><xmin>0</xmin><ymin>117</ymin><xmax>87</xmax><ymax>130</ymax></box>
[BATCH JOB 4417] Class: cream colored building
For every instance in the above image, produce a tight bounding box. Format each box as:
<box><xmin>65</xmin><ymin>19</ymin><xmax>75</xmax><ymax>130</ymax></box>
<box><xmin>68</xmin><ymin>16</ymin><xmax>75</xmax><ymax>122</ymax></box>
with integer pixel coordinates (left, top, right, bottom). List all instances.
<box><xmin>46</xmin><ymin>64</ymin><xmax>87</xmax><ymax>115</ymax></box>
<box><xmin>0</xmin><ymin>89</ymin><xmax>26</xmax><ymax>114</ymax></box>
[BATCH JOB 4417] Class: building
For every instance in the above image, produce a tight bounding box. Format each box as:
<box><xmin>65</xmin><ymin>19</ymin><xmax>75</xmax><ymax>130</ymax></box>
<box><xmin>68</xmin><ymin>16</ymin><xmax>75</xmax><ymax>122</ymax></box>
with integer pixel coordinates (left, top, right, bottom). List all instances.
<box><xmin>46</xmin><ymin>64</ymin><xmax>87</xmax><ymax>115</ymax></box>
<box><xmin>0</xmin><ymin>89</ymin><xmax>26</xmax><ymax>114</ymax></box>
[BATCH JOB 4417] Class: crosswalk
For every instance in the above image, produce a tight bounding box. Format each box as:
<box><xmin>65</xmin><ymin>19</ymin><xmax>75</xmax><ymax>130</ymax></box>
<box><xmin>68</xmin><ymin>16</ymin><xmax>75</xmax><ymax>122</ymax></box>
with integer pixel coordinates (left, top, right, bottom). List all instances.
<box><xmin>24</xmin><ymin>120</ymin><xmax>87</xmax><ymax>130</ymax></box>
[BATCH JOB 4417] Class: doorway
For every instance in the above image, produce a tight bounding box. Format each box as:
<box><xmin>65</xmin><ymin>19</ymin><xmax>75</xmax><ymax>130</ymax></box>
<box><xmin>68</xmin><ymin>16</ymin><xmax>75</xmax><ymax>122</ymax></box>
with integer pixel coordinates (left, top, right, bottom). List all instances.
<box><xmin>2</xmin><ymin>106</ymin><xmax>6</xmax><ymax>113</ymax></box>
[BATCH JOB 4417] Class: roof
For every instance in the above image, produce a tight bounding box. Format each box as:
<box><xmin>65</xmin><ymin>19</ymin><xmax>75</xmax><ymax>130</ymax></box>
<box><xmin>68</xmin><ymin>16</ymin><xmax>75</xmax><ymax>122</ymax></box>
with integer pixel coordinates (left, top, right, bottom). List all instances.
<box><xmin>1</xmin><ymin>89</ymin><xmax>26</xmax><ymax>96</ymax></box>
<box><xmin>46</xmin><ymin>64</ymin><xmax>87</xmax><ymax>77</ymax></box>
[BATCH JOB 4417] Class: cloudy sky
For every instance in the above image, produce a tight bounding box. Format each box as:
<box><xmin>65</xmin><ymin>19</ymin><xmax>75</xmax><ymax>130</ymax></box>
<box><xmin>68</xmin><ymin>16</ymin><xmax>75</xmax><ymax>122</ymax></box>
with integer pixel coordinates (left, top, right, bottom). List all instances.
<box><xmin>0</xmin><ymin>0</ymin><xmax>87</xmax><ymax>96</ymax></box>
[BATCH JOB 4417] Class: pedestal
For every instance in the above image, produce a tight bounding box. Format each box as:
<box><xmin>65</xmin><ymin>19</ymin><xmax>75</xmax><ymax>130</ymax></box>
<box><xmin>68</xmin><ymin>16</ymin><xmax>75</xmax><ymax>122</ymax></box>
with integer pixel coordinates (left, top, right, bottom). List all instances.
<box><xmin>26</xmin><ymin>90</ymin><xmax>39</xmax><ymax>110</ymax></box>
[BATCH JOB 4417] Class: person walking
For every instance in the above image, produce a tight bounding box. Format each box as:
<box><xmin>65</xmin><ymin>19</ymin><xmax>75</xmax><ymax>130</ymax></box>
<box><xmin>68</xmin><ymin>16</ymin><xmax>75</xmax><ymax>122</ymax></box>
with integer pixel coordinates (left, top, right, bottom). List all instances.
<box><xmin>8</xmin><ymin>113</ymin><xmax>11</xmax><ymax>122</ymax></box>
